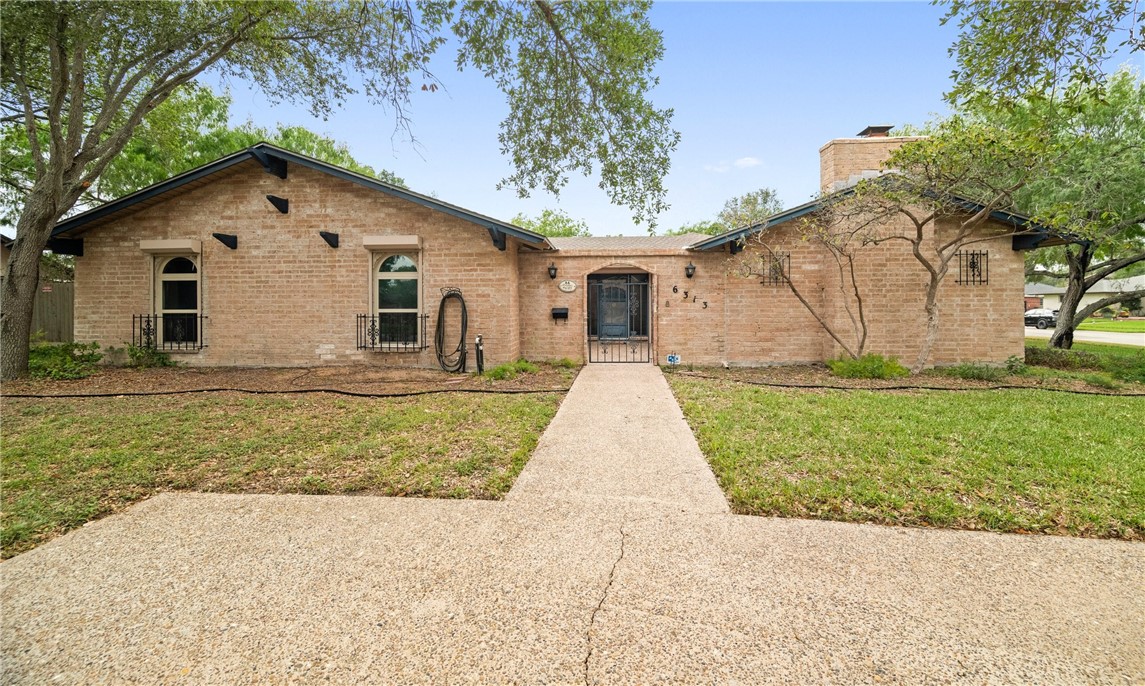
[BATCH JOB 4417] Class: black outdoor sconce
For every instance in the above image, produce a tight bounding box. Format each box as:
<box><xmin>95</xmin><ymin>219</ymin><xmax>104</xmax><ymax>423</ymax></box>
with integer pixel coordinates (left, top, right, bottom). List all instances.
<box><xmin>685</xmin><ymin>261</ymin><xmax>696</xmax><ymax>279</ymax></box>
<box><xmin>548</xmin><ymin>262</ymin><xmax>558</xmax><ymax>279</ymax></box>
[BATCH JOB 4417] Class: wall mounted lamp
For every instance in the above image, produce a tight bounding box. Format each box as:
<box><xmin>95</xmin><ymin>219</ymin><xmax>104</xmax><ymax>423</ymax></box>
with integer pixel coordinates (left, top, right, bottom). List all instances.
<box><xmin>685</xmin><ymin>262</ymin><xmax>696</xmax><ymax>279</ymax></box>
<box><xmin>548</xmin><ymin>262</ymin><xmax>558</xmax><ymax>279</ymax></box>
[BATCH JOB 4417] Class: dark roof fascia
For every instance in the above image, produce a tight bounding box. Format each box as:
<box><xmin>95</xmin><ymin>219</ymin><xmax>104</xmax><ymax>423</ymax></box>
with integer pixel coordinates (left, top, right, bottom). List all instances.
<box><xmin>688</xmin><ymin>194</ymin><xmax>842</xmax><ymax>252</ymax></box>
<box><xmin>51</xmin><ymin>147</ymin><xmax>256</xmax><ymax>237</ymax></box>
<box><xmin>689</xmin><ymin>182</ymin><xmax>1057</xmax><ymax>252</ymax></box>
<box><xmin>258</xmin><ymin>145</ymin><xmax>551</xmax><ymax>249</ymax></box>
<box><xmin>52</xmin><ymin>143</ymin><xmax>553</xmax><ymax>249</ymax></box>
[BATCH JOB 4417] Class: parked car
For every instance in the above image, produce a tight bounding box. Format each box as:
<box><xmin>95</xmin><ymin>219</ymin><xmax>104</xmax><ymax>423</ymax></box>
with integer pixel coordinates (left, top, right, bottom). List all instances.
<box><xmin>1024</xmin><ymin>308</ymin><xmax>1059</xmax><ymax>329</ymax></box>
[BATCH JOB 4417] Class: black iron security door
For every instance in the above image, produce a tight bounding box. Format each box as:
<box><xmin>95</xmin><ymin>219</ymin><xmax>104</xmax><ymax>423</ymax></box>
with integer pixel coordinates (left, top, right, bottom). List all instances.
<box><xmin>587</xmin><ymin>275</ymin><xmax>651</xmax><ymax>363</ymax></box>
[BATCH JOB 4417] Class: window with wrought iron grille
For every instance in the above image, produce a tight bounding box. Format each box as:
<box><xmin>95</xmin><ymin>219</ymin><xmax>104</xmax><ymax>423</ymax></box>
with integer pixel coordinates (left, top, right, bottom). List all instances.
<box><xmin>361</xmin><ymin>252</ymin><xmax>424</xmax><ymax>350</ymax></box>
<box><xmin>144</xmin><ymin>255</ymin><xmax>204</xmax><ymax>350</ymax></box>
<box><xmin>759</xmin><ymin>252</ymin><xmax>790</xmax><ymax>286</ymax></box>
<box><xmin>955</xmin><ymin>250</ymin><xmax>989</xmax><ymax>285</ymax></box>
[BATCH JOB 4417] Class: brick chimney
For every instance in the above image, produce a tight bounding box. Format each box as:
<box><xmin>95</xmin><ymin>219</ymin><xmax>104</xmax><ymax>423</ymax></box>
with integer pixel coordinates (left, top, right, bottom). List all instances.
<box><xmin>819</xmin><ymin>125</ymin><xmax>924</xmax><ymax>193</ymax></box>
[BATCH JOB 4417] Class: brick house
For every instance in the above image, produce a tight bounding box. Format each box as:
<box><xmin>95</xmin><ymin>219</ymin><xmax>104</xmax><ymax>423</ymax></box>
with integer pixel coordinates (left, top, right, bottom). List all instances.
<box><xmin>48</xmin><ymin>130</ymin><xmax>1041</xmax><ymax>369</ymax></box>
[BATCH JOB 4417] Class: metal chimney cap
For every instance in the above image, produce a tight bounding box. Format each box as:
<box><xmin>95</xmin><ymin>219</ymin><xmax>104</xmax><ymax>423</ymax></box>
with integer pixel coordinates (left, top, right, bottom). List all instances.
<box><xmin>857</xmin><ymin>125</ymin><xmax>895</xmax><ymax>138</ymax></box>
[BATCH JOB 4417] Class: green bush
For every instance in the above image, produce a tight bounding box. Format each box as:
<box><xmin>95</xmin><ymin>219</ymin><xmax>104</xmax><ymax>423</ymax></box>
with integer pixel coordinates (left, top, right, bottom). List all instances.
<box><xmin>482</xmin><ymin>359</ymin><xmax>540</xmax><ymax>380</ymax></box>
<box><xmin>1024</xmin><ymin>345</ymin><xmax>1100</xmax><ymax>370</ymax></box>
<box><xmin>1004</xmin><ymin>355</ymin><xmax>1028</xmax><ymax>375</ymax></box>
<box><xmin>126</xmin><ymin>344</ymin><xmax>175</xmax><ymax>368</ymax></box>
<box><xmin>826</xmin><ymin>354</ymin><xmax>910</xmax><ymax>379</ymax></box>
<box><xmin>549</xmin><ymin>357</ymin><xmax>579</xmax><ymax>369</ymax></box>
<box><xmin>28</xmin><ymin>342</ymin><xmax>103</xmax><ymax>380</ymax></box>
<box><xmin>938</xmin><ymin>363</ymin><xmax>1007</xmax><ymax>382</ymax></box>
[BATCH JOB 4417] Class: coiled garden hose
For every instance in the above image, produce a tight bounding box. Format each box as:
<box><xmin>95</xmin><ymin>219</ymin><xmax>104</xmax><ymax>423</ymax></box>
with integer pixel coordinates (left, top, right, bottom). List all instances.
<box><xmin>435</xmin><ymin>287</ymin><xmax>468</xmax><ymax>373</ymax></box>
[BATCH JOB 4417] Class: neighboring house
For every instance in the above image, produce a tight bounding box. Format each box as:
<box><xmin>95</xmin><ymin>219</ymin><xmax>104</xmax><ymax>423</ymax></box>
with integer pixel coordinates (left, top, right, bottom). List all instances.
<box><xmin>49</xmin><ymin>130</ymin><xmax>1040</xmax><ymax>369</ymax></box>
<box><xmin>1025</xmin><ymin>276</ymin><xmax>1145</xmax><ymax>313</ymax></box>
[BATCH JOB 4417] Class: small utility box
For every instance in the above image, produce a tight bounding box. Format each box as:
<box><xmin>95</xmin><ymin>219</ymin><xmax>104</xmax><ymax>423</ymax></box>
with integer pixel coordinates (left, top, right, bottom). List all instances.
<box><xmin>551</xmin><ymin>308</ymin><xmax>569</xmax><ymax>320</ymax></box>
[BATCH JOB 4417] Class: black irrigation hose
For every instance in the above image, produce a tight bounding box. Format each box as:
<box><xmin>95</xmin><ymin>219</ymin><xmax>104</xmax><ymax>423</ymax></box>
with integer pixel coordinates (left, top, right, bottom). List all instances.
<box><xmin>3</xmin><ymin>387</ymin><xmax>569</xmax><ymax>400</ymax></box>
<box><xmin>435</xmin><ymin>288</ymin><xmax>467</xmax><ymax>373</ymax></box>
<box><xmin>672</xmin><ymin>371</ymin><xmax>1145</xmax><ymax>398</ymax></box>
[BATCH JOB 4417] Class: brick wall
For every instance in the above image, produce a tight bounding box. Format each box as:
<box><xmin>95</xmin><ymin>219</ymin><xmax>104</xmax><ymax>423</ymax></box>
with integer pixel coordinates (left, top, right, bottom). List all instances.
<box><xmin>819</xmin><ymin>136</ymin><xmax>925</xmax><ymax>192</ymax></box>
<box><xmin>72</xmin><ymin>153</ymin><xmax>1025</xmax><ymax>370</ymax></box>
<box><xmin>74</xmin><ymin>161</ymin><xmax>523</xmax><ymax>367</ymax></box>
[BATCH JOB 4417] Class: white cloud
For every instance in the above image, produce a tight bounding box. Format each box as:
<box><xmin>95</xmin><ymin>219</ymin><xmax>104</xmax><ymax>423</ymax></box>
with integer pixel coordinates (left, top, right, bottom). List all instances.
<box><xmin>704</xmin><ymin>156</ymin><xmax>762</xmax><ymax>173</ymax></box>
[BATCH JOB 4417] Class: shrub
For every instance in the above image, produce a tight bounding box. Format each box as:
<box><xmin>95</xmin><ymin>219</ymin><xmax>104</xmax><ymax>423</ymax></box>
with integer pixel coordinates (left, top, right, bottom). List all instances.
<box><xmin>549</xmin><ymin>357</ymin><xmax>579</xmax><ymax>369</ymax></box>
<box><xmin>938</xmin><ymin>363</ymin><xmax>1007</xmax><ymax>382</ymax></box>
<box><xmin>28</xmin><ymin>342</ymin><xmax>103</xmax><ymax>380</ymax></box>
<box><xmin>1004</xmin><ymin>355</ymin><xmax>1028</xmax><ymax>375</ymax></box>
<box><xmin>126</xmin><ymin>344</ymin><xmax>175</xmax><ymax>368</ymax></box>
<box><xmin>826</xmin><ymin>354</ymin><xmax>910</xmax><ymax>379</ymax></box>
<box><xmin>482</xmin><ymin>359</ymin><xmax>540</xmax><ymax>380</ymax></box>
<box><xmin>1024</xmin><ymin>345</ymin><xmax>1100</xmax><ymax>370</ymax></box>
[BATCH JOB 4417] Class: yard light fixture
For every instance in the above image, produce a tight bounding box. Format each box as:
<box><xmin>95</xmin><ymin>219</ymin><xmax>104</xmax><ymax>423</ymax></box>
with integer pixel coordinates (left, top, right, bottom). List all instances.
<box><xmin>548</xmin><ymin>262</ymin><xmax>558</xmax><ymax>279</ymax></box>
<box><xmin>685</xmin><ymin>262</ymin><xmax>696</xmax><ymax>279</ymax></box>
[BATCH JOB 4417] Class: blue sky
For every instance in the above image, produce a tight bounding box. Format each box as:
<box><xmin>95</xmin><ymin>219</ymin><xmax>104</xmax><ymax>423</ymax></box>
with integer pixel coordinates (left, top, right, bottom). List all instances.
<box><xmin>214</xmin><ymin>2</ymin><xmax>964</xmax><ymax>235</ymax></box>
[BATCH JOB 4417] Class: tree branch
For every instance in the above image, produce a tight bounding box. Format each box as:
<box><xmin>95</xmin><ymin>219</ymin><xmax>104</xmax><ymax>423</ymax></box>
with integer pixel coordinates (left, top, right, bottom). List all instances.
<box><xmin>1071</xmin><ymin>289</ymin><xmax>1145</xmax><ymax>326</ymax></box>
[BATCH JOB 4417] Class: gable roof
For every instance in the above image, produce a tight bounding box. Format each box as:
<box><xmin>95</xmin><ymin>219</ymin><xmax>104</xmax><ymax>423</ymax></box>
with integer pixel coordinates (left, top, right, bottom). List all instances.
<box><xmin>687</xmin><ymin>183</ymin><xmax>1059</xmax><ymax>253</ymax></box>
<box><xmin>50</xmin><ymin>143</ymin><xmax>553</xmax><ymax>250</ymax></box>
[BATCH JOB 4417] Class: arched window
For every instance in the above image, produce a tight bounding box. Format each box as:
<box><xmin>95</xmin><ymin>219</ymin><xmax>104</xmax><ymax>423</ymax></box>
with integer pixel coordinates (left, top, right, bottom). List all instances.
<box><xmin>375</xmin><ymin>253</ymin><xmax>419</xmax><ymax>346</ymax></box>
<box><xmin>156</xmin><ymin>256</ymin><xmax>200</xmax><ymax>347</ymax></box>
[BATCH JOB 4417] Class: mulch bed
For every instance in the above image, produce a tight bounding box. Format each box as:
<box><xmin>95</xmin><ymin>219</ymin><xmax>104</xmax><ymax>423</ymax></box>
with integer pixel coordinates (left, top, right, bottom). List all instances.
<box><xmin>2</xmin><ymin>364</ymin><xmax>576</xmax><ymax>397</ymax></box>
<box><xmin>665</xmin><ymin>364</ymin><xmax>1145</xmax><ymax>395</ymax></box>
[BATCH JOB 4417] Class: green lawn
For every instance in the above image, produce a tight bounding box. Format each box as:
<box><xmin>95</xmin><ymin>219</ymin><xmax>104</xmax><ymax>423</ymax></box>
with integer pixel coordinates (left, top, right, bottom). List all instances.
<box><xmin>669</xmin><ymin>377</ymin><xmax>1144</xmax><ymax>539</ymax></box>
<box><xmin>1</xmin><ymin>391</ymin><xmax>563</xmax><ymax>558</ymax></box>
<box><xmin>1025</xmin><ymin>338</ymin><xmax>1145</xmax><ymax>384</ymax></box>
<box><xmin>1076</xmin><ymin>319</ymin><xmax>1145</xmax><ymax>333</ymax></box>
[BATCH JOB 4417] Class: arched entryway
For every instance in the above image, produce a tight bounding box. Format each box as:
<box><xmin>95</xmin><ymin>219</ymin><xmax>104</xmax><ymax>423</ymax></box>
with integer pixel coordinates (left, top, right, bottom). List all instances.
<box><xmin>586</xmin><ymin>270</ymin><xmax>652</xmax><ymax>363</ymax></box>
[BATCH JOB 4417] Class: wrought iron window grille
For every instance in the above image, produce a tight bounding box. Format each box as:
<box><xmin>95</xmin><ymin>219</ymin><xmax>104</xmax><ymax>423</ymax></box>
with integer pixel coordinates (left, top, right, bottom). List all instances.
<box><xmin>955</xmin><ymin>250</ymin><xmax>989</xmax><ymax>285</ymax></box>
<box><xmin>760</xmin><ymin>253</ymin><xmax>790</xmax><ymax>287</ymax></box>
<box><xmin>132</xmin><ymin>314</ymin><xmax>207</xmax><ymax>351</ymax></box>
<box><xmin>356</xmin><ymin>313</ymin><xmax>429</xmax><ymax>351</ymax></box>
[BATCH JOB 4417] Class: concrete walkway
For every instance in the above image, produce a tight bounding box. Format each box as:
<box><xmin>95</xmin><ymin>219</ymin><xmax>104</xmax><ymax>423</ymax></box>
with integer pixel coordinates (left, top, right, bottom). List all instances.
<box><xmin>3</xmin><ymin>364</ymin><xmax>1143</xmax><ymax>684</ymax></box>
<box><xmin>507</xmin><ymin>364</ymin><xmax>729</xmax><ymax>513</ymax></box>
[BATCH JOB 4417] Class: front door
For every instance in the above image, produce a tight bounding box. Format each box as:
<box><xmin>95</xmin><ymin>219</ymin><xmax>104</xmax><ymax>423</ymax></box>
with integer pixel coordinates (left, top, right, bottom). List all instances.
<box><xmin>597</xmin><ymin>279</ymin><xmax>630</xmax><ymax>339</ymax></box>
<box><xmin>587</xmin><ymin>274</ymin><xmax>651</xmax><ymax>363</ymax></box>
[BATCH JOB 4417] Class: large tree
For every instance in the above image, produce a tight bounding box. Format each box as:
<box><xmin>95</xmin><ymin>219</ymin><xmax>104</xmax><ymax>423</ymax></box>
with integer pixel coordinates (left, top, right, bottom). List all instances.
<box><xmin>1</xmin><ymin>85</ymin><xmax>402</xmax><ymax>226</ymax></box>
<box><xmin>511</xmin><ymin>208</ymin><xmax>591</xmax><ymax>237</ymax></box>
<box><xmin>1016</xmin><ymin>70</ymin><xmax>1145</xmax><ymax>347</ymax></box>
<box><xmin>940</xmin><ymin>0</ymin><xmax>1144</xmax><ymax>108</ymax></box>
<box><xmin>940</xmin><ymin>1</ymin><xmax>1145</xmax><ymax>348</ymax></box>
<box><xmin>665</xmin><ymin>187</ymin><xmax>783</xmax><ymax>236</ymax></box>
<box><xmin>0</xmin><ymin>1</ymin><xmax>678</xmax><ymax>378</ymax></box>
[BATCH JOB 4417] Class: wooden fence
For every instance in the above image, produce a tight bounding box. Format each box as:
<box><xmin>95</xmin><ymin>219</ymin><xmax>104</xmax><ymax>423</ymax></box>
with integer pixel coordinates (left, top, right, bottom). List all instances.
<box><xmin>0</xmin><ymin>277</ymin><xmax>74</xmax><ymax>342</ymax></box>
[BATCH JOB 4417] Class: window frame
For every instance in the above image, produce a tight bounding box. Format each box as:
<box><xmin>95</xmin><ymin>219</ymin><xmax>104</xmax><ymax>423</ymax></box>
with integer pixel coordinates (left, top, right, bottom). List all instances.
<box><xmin>371</xmin><ymin>251</ymin><xmax>422</xmax><ymax>350</ymax></box>
<box><xmin>152</xmin><ymin>255</ymin><xmax>202</xmax><ymax>349</ymax></box>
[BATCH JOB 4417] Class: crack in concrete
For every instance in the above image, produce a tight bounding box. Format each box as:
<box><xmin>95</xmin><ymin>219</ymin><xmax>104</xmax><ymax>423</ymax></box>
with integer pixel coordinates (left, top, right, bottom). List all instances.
<box><xmin>583</xmin><ymin>522</ymin><xmax>627</xmax><ymax>686</ymax></box>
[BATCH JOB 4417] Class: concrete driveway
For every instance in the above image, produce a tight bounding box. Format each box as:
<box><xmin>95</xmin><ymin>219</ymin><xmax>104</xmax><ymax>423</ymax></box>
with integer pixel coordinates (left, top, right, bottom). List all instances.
<box><xmin>3</xmin><ymin>364</ymin><xmax>1143</xmax><ymax>684</ymax></box>
<box><xmin>1026</xmin><ymin>326</ymin><xmax>1145</xmax><ymax>346</ymax></box>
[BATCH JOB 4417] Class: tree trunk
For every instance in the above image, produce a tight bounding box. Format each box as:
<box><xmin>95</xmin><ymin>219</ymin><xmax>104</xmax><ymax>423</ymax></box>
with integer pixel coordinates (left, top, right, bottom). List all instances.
<box><xmin>1</xmin><ymin>196</ymin><xmax>57</xmax><ymax>380</ymax></box>
<box><xmin>1048</xmin><ymin>244</ymin><xmax>1093</xmax><ymax>349</ymax></box>
<box><xmin>912</xmin><ymin>275</ymin><xmax>942</xmax><ymax>374</ymax></box>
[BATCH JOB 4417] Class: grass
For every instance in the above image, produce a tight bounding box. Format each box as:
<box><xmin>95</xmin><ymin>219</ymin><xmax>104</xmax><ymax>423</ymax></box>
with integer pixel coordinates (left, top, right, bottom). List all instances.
<box><xmin>668</xmin><ymin>377</ymin><xmax>1144</xmax><ymax>539</ymax></box>
<box><xmin>826</xmin><ymin>354</ymin><xmax>909</xmax><ymax>379</ymax></box>
<box><xmin>1025</xmin><ymin>338</ymin><xmax>1145</xmax><ymax>384</ymax></box>
<box><xmin>1</xmin><ymin>391</ymin><xmax>563</xmax><ymax>558</ymax></box>
<box><xmin>1076</xmin><ymin>319</ymin><xmax>1145</xmax><ymax>333</ymax></box>
<box><xmin>481</xmin><ymin>359</ymin><xmax>540</xmax><ymax>380</ymax></box>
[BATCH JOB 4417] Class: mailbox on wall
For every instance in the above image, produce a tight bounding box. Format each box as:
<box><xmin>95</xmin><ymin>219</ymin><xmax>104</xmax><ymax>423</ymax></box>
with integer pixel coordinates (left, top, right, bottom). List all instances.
<box><xmin>551</xmin><ymin>308</ymin><xmax>569</xmax><ymax>320</ymax></box>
